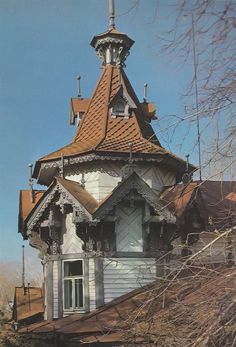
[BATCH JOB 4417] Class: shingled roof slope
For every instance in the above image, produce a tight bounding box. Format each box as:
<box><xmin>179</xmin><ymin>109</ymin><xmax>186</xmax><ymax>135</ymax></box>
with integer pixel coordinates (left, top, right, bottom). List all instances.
<box><xmin>37</xmin><ymin>65</ymin><xmax>168</xmax><ymax>163</ymax></box>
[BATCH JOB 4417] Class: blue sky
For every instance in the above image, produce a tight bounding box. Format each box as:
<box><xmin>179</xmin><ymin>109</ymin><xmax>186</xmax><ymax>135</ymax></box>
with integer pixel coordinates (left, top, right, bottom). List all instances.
<box><xmin>0</xmin><ymin>0</ymin><xmax>198</xmax><ymax>262</ymax></box>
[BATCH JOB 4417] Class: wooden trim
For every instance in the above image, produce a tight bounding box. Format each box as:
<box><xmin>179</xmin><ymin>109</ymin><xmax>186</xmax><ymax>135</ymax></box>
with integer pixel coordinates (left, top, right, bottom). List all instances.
<box><xmin>83</xmin><ymin>258</ymin><xmax>90</xmax><ymax>312</ymax></box>
<box><xmin>45</xmin><ymin>260</ymin><xmax>53</xmax><ymax>321</ymax></box>
<box><xmin>95</xmin><ymin>257</ymin><xmax>104</xmax><ymax>308</ymax></box>
<box><xmin>57</xmin><ymin>260</ymin><xmax>63</xmax><ymax>318</ymax></box>
<box><xmin>112</xmin><ymin>251</ymin><xmax>160</xmax><ymax>258</ymax></box>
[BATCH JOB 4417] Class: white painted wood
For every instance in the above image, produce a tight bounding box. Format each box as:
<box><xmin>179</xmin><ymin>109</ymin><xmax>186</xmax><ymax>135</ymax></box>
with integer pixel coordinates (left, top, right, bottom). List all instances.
<box><xmin>171</xmin><ymin>232</ymin><xmax>236</xmax><ymax>265</ymax></box>
<box><xmin>116</xmin><ymin>206</ymin><xmax>143</xmax><ymax>252</ymax></box>
<box><xmin>62</xmin><ymin>213</ymin><xmax>84</xmax><ymax>254</ymax></box>
<box><xmin>65</xmin><ymin>168</ymin><xmax>120</xmax><ymax>202</ymax></box>
<box><xmin>43</xmin><ymin>263</ymin><xmax>47</xmax><ymax>321</ymax></box>
<box><xmin>53</xmin><ymin>261</ymin><xmax>58</xmax><ymax>319</ymax></box>
<box><xmin>65</xmin><ymin>163</ymin><xmax>176</xmax><ymax>201</ymax></box>
<box><xmin>138</xmin><ymin>166</ymin><xmax>176</xmax><ymax>193</ymax></box>
<box><xmin>89</xmin><ymin>258</ymin><xmax>96</xmax><ymax>311</ymax></box>
<box><xmin>103</xmin><ymin>258</ymin><xmax>157</xmax><ymax>304</ymax></box>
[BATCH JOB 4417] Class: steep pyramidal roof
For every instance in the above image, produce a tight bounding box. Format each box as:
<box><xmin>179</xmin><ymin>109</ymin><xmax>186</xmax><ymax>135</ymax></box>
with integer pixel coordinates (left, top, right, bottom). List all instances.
<box><xmin>33</xmin><ymin>15</ymin><xmax>196</xmax><ymax>182</ymax></box>
<box><xmin>37</xmin><ymin>65</ymin><xmax>163</xmax><ymax>163</ymax></box>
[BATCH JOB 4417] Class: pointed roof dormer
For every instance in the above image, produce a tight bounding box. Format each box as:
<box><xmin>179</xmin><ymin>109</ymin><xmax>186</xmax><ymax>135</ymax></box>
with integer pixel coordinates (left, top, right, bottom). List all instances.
<box><xmin>91</xmin><ymin>0</ymin><xmax>134</xmax><ymax>67</ymax></box>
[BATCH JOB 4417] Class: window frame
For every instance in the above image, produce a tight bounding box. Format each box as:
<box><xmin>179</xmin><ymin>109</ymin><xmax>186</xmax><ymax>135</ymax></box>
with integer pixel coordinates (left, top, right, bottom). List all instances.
<box><xmin>62</xmin><ymin>259</ymin><xmax>85</xmax><ymax>312</ymax></box>
<box><xmin>110</xmin><ymin>96</ymin><xmax>130</xmax><ymax>118</ymax></box>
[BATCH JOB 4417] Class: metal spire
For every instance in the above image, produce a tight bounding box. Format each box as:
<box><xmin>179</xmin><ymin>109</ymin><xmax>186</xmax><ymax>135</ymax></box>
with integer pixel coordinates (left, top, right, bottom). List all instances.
<box><xmin>28</xmin><ymin>164</ymin><xmax>35</xmax><ymax>203</ymax></box>
<box><xmin>109</xmin><ymin>0</ymin><xmax>115</xmax><ymax>29</ymax></box>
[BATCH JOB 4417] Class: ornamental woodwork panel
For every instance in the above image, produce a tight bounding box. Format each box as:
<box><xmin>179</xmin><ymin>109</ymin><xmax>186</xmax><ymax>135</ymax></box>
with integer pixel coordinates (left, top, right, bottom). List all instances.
<box><xmin>116</xmin><ymin>206</ymin><xmax>143</xmax><ymax>252</ymax></box>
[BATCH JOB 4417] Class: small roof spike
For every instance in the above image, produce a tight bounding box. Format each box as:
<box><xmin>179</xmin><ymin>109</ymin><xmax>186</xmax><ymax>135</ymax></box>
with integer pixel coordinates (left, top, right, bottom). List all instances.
<box><xmin>77</xmin><ymin>75</ymin><xmax>81</xmax><ymax>98</ymax></box>
<box><xmin>143</xmin><ymin>83</ymin><xmax>148</xmax><ymax>102</ymax></box>
<box><xmin>109</xmin><ymin>0</ymin><xmax>115</xmax><ymax>29</ymax></box>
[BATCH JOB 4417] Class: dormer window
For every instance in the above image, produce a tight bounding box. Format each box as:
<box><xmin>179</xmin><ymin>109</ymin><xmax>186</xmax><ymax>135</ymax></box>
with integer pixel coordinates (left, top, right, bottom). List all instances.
<box><xmin>111</xmin><ymin>96</ymin><xmax>130</xmax><ymax>118</ymax></box>
<box><xmin>116</xmin><ymin>100</ymin><xmax>126</xmax><ymax>114</ymax></box>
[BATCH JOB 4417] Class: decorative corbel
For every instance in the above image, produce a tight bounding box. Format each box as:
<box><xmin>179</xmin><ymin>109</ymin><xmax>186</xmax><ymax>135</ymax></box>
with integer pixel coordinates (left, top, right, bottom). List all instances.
<box><xmin>29</xmin><ymin>231</ymin><xmax>49</xmax><ymax>259</ymax></box>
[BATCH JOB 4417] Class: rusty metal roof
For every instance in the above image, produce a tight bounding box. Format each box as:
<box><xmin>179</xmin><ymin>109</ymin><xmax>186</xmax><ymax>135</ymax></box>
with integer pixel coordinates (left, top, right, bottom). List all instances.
<box><xmin>161</xmin><ymin>180</ymin><xmax>236</xmax><ymax>229</ymax></box>
<box><xmin>13</xmin><ymin>287</ymin><xmax>44</xmax><ymax>323</ymax></box>
<box><xmin>19</xmin><ymin>281</ymin><xmax>150</xmax><ymax>335</ymax></box>
<box><xmin>56</xmin><ymin>177</ymin><xmax>98</xmax><ymax>214</ymax></box>
<box><xmin>18</xmin><ymin>190</ymin><xmax>45</xmax><ymax>236</ymax></box>
<box><xmin>19</xmin><ymin>267</ymin><xmax>236</xmax><ymax>346</ymax></box>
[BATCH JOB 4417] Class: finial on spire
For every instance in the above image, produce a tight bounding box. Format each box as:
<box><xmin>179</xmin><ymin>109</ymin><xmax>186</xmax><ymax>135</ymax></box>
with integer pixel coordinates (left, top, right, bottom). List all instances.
<box><xmin>60</xmin><ymin>153</ymin><xmax>64</xmax><ymax>178</ymax></box>
<box><xmin>109</xmin><ymin>0</ymin><xmax>115</xmax><ymax>29</ymax></box>
<box><xmin>91</xmin><ymin>0</ymin><xmax>134</xmax><ymax>67</ymax></box>
<box><xmin>185</xmin><ymin>154</ymin><xmax>190</xmax><ymax>171</ymax></box>
<box><xmin>143</xmin><ymin>83</ymin><xmax>148</xmax><ymax>102</ymax></box>
<box><xmin>28</xmin><ymin>164</ymin><xmax>35</xmax><ymax>203</ymax></box>
<box><xmin>77</xmin><ymin>76</ymin><xmax>81</xmax><ymax>98</ymax></box>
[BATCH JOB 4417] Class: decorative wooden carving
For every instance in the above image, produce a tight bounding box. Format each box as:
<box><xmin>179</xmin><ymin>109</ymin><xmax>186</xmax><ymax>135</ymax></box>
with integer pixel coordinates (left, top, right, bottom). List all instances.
<box><xmin>29</xmin><ymin>231</ymin><xmax>48</xmax><ymax>259</ymax></box>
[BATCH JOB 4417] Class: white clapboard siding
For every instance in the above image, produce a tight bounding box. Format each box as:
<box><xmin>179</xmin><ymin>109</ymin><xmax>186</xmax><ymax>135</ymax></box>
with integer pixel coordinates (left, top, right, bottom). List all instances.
<box><xmin>103</xmin><ymin>258</ymin><xmax>157</xmax><ymax>304</ymax></box>
<box><xmin>116</xmin><ymin>206</ymin><xmax>143</xmax><ymax>252</ymax></box>
<box><xmin>65</xmin><ymin>163</ymin><xmax>176</xmax><ymax>202</ymax></box>
<box><xmin>171</xmin><ymin>232</ymin><xmax>236</xmax><ymax>265</ymax></box>
<box><xmin>66</xmin><ymin>170</ymin><xmax>120</xmax><ymax>202</ymax></box>
<box><xmin>139</xmin><ymin>166</ymin><xmax>176</xmax><ymax>192</ymax></box>
<box><xmin>44</xmin><ymin>263</ymin><xmax>48</xmax><ymax>321</ymax></box>
<box><xmin>191</xmin><ymin>232</ymin><xmax>236</xmax><ymax>264</ymax></box>
<box><xmin>53</xmin><ymin>261</ymin><xmax>58</xmax><ymax>319</ymax></box>
<box><xmin>89</xmin><ymin>258</ymin><xmax>96</xmax><ymax>311</ymax></box>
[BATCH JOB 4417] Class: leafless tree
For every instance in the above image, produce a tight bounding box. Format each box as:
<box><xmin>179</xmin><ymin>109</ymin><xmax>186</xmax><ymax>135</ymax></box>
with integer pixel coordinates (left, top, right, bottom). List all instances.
<box><xmin>157</xmin><ymin>0</ymin><xmax>236</xmax><ymax>180</ymax></box>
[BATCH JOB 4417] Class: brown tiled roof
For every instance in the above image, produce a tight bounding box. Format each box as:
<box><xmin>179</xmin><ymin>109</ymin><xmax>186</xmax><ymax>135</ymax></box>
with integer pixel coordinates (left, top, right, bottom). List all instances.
<box><xmin>70</xmin><ymin>98</ymin><xmax>91</xmax><ymax>125</ymax></box>
<box><xmin>13</xmin><ymin>287</ymin><xmax>44</xmax><ymax>323</ymax></box>
<box><xmin>56</xmin><ymin>177</ymin><xmax>98</xmax><ymax>214</ymax></box>
<box><xmin>37</xmin><ymin>65</ymin><xmax>168</xmax><ymax>163</ymax></box>
<box><xmin>18</xmin><ymin>190</ymin><xmax>45</xmax><ymax>235</ymax></box>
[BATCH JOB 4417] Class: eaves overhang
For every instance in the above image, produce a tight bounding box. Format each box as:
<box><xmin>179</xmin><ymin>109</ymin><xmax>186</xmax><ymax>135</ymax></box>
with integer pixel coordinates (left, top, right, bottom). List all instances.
<box><xmin>34</xmin><ymin>150</ymin><xmax>196</xmax><ymax>186</ymax></box>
